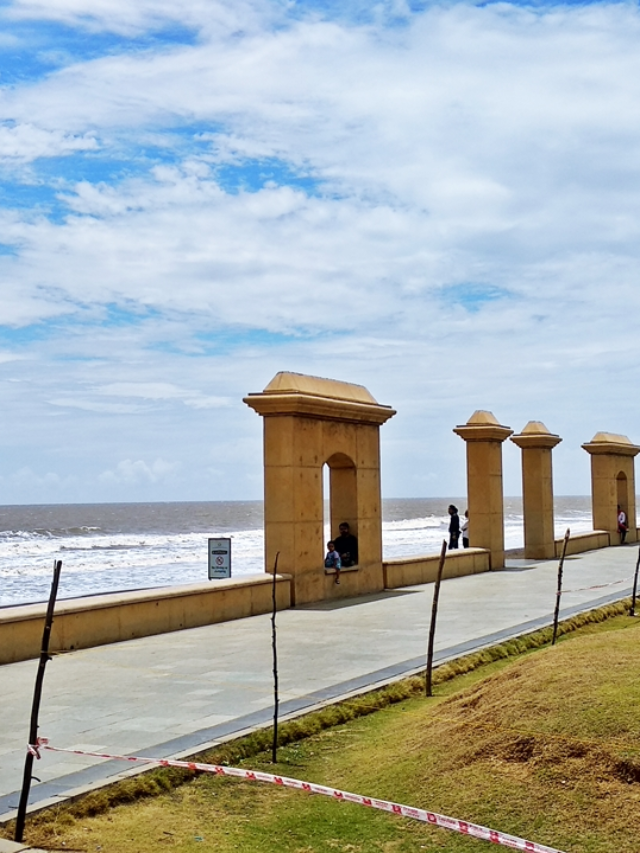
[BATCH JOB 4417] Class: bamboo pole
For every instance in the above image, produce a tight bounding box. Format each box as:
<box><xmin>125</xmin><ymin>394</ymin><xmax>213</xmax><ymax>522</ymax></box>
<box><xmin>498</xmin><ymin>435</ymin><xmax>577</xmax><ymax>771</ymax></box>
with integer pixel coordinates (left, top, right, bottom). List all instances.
<box><xmin>551</xmin><ymin>529</ymin><xmax>570</xmax><ymax>646</ymax></box>
<box><xmin>15</xmin><ymin>559</ymin><xmax>62</xmax><ymax>842</ymax></box>
<box><xmin>426</xmin><ymin>540</ymin><xmax>447</xmax><ymax>697</ymax></box>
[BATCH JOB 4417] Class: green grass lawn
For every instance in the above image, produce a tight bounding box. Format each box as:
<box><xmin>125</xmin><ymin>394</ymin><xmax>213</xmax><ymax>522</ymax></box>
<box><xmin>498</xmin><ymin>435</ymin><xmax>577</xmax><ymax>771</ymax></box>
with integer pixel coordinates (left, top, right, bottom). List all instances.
<box><xmin>7</xmin><ymin>607</ymin><xmax>640</xmax><ymax>853</ymax></box>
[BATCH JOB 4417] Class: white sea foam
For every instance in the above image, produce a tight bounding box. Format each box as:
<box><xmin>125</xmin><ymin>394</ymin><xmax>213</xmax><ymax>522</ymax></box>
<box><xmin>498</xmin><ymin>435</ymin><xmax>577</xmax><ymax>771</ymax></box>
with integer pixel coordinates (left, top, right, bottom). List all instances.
<box><xmin>0</xmin><ymin>528</ymin><xmax>265</xmax><ymax>605</ymax></box>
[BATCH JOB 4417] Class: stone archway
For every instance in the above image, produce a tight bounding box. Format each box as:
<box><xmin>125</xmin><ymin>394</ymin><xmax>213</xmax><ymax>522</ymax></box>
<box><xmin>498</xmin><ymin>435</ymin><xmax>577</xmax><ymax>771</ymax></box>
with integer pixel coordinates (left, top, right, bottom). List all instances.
<box><xmin>244</xmin><ymin>372</ymin><xmax>395</xmax><ymax>604</ymax></box>
<box><xmin>582</xmin><ymin>432</ymin><xmax>639</xmax><ymax>543</ymax></box>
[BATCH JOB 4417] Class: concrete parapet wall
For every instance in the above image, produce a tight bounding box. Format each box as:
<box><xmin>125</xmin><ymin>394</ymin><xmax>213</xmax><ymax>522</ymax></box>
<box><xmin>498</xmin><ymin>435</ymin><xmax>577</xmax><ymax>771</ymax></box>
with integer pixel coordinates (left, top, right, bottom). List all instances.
<box><xmin>383</xmin><ymin>548</ymin><xmax>491</xmax><ymax>588</ymax></box>
<box><xmin>0</xmin><ymin>574</ymin><xmax>292</xmax><ymax>665</ymax></box>
<box><xmin>554</xmin><ymin>530</ymin><xmax>610</xmax><ymax>557</ymax></box>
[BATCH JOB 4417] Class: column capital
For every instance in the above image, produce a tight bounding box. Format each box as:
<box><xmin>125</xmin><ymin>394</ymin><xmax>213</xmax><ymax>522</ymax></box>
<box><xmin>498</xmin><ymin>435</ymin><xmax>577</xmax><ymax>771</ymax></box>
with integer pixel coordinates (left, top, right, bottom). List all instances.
<box><xmin>453</xmin><ymin>410</ymin><xmax>512</xmax><ymax>443</ymax></box>
<box><xmin>244</xmin><ymin>371</ymin><xmax>396</xmax><ymax>425</ymax></box>
<box><xmin>511</xmin><ymin>421</ymin><xmax>562</xmax><ymax>450</ymax></box>
<box><xmin>582</xmin><ymin>432</ymin><xmax>640</xmax><ymax>458</ymax></box>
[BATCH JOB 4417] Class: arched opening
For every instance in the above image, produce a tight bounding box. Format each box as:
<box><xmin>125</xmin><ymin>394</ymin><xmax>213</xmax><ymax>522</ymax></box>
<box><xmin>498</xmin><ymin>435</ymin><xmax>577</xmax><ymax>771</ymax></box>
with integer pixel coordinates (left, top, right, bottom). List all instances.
<box><xmin>617</xmin><ymin>471</ymin><xmax>628</xmax><ymax>519</ymax></box>
<box><xmin>325</xmin><ymin>452</ymin><xmax>358</xmax><ymax>546</ymax></box>
<box><xmin>322</xmin><ymin>463</ymin><xmax>331</xmax><ymax>549</ymax></box>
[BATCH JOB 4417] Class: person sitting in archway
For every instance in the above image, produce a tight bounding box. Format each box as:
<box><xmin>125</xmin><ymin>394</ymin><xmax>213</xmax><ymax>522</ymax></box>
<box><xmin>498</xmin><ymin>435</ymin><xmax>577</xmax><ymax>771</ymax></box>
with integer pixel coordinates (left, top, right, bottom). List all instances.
<box><xmin>334</xmin><ymin>522</ymin><xmax>358</xmax><ymax>567</ymax></box>
<box><xmin>325</xmin><ymin>540</ymin><xmax>342</xmax><ymax>583</ymax></box>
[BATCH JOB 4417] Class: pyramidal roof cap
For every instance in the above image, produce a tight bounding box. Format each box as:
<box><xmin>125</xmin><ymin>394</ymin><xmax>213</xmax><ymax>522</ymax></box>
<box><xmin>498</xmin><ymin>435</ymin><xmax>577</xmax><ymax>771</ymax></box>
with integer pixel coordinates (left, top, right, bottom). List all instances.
<box><xmin>582</xmin><ymin>431</ymin><xmax>640</xmax><ymax>457</ymax></box>
<box><xmin>521</xmin><ymin>420</ymin><xmax>552</xmax><ymax>435</ymax></box>
<box><xmin>263</xmin><ymin>371</ymin><xmax>378</xmax><ymax>405</ymax></box>
<box><xmin>590</xmin><ymin>431</ymin><xmax>633</xmax><ymax>445</ymax></box>
<box><xmin>466</xmin><ymin>410</ymin><xmax>500</xmax><ymax>426</ymax></box>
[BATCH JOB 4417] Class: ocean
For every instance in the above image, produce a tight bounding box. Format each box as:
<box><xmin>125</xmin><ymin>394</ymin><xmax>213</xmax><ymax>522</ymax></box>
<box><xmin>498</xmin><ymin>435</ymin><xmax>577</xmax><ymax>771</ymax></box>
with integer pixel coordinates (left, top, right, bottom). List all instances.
<box><xmin>0</xmin><ymin>497</ymin><xmax>594</xmax><ymax>607</ymax></box>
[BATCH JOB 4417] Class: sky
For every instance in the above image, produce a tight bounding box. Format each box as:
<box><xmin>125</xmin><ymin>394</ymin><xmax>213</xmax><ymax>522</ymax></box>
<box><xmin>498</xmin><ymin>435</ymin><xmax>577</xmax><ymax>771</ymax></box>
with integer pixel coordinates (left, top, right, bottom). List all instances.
<box><xmin>1</xmin><ymin>0</ymin><xmax>639</xmax><ymax>505</ymax></box>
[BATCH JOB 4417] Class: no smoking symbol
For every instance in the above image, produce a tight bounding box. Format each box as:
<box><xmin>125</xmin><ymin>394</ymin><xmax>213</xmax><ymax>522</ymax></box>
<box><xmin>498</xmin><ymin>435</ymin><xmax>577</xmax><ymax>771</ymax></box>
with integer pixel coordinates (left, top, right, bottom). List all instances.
<box><xmin>216</xmin><ymin>556</ymin><xmax>224</xmax><ymax>566</ymax></box>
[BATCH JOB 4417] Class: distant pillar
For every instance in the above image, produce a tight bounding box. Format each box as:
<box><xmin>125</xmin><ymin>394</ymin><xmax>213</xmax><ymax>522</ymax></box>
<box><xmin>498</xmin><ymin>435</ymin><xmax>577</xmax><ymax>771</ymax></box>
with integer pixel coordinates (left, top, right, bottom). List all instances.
<box><xmin>510</xmin><ymin>422</ymin><xmax>562</xmax><ymax>559</ymax></box>
<box><xmin>244</xmin><ymin>372</ymin><xmax>395</xmax><ymax>604</ymax></box>
<box><xmin>453</xmin><ymin>411</ymin><xmax>513</xmax><ymax>569</ymax></box>
<box><xmin>582</xmin><ymin>432</ymin><xmax>640</xmax><ymax>544</ymax></box>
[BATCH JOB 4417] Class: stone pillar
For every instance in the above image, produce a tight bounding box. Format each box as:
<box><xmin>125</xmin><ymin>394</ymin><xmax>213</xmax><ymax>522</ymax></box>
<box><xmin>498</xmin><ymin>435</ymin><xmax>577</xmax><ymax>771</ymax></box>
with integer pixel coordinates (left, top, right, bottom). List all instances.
<box><xmin>510</xmin><ymin>421</ymin><xmax>562</xmax><ymax>559</ymax></box>
<box><xmin>244</xmin><ymin>372</ymin><xmax>395</xmax><ymax>604</ymax></box>
<box><xmin>582</xmin><ymin>432</ymin><xmax>640</xmax><ymax>544</ymax></box>
<box><xmin>453</xmin><ymin>411</ymin><xmax>513</xmax><ymax>569</ymax></box>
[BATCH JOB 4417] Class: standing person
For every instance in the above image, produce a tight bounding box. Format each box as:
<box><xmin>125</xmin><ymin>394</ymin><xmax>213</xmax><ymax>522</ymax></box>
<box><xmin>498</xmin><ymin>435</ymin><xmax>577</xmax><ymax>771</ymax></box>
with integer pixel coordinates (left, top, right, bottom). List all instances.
<box><xmin>448</xmin><ymin>505</ymin><xmax>460</xmax><ymax>550</ymax></box>
<box><xmin>334</xmin><ymin>522</ymin><xmax>358</xmax><ymax>567</ymax></box>
<box><xmin>618</xmin><ymin>505</ymin><xmax>628</xmax><ymax>544</ymax></box>
<box><xmin>325</xmin><ymin>540</ymin><xmax>342</xmax><ymax>583</ymax></box>
<box><xmin>461</xmin><ymin>509</ymin><xmax>469</xmax><ymax>549</ymax></box>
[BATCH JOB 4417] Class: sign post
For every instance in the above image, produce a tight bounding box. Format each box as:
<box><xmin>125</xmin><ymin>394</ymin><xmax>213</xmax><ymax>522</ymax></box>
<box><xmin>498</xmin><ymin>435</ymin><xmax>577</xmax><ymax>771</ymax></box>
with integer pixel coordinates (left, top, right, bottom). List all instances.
<box><xmin>208</xmin><ymin>538</ymin><xmax>231</xmax><ymax>579</ymax></box>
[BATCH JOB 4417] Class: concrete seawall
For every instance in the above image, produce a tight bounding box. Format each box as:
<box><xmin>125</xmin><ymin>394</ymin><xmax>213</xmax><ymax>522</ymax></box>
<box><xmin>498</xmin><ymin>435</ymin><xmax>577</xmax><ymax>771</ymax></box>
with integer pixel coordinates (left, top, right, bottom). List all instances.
<box><xmin>383</xmin><ymin>547</ymin><xmax>491</xmax><ymax>587</ymax></box>
<box><xmin>554</xmin><ymin>529</ymin><xmax>610</xmax><ymax>556</ymax></box>
<box><xmin>0</xmin><ymin>575</ymin><xmax>293</xmax><ymax>665</ymax></box>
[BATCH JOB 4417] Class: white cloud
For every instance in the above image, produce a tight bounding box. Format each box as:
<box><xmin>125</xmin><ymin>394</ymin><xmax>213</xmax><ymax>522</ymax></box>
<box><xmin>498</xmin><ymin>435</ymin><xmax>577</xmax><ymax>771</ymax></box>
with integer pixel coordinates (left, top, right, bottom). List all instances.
<box><xmin>0</xmin><ymin>1</ymin><xmax>639</xmax><ymax>501</ymax></box>
<box><xmin>2</xmin><ymin>0</ymin><xmax>272</xmax><ymax>37</ymax></box>
<box><xmin>0</xmin><ymin>351</ymin><xmax>27</xmax><ymax>365</ymax></box>
<box><xmin>186</xmin><ymin>395</ymin><xmax>230</xmax><ymax>409</ymax></box>
<box><xmin>0</xmin><ymin>466</ymin><xmax>78</xmax><ymax>490</ymax></box>
<box><xmin>0</xmin><ymin>3</ymin><xmax>637</xmax><ymax>322</ymax></box>
<box><xmin>99</xmin><ymin>381</ymin><xmax>196</xmax><ymax>399</ymax></box>
<box><xmin>98</xmin><ymin>457</ymin><xmax>178</xmax><ymax>484</ymax></box>
<box><xmin>0</xmin><ymin>124</ymin><xmax>97</xmax><ymax>161</ymax></box>
<box><xmin>97</xmin><ymin>381</ymin><xmax>231</xmax><ymax>408</ymax></box>
<box><xmin>48</xmin><ymin>398</ymin><xmax>142</xmax><ymax>413</ymax></box>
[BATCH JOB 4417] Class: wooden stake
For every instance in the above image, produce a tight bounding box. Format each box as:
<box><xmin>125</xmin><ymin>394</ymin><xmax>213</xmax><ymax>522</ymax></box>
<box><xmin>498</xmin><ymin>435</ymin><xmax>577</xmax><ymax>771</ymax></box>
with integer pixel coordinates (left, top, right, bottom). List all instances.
<box><xmin>271</xmin><ymin>551</ymin><xmax>280</xmax><ymax>764</ymax></box>
<box><xmin>551</xmin><ymin>529</ymin><xmax>570</xmax><ymax>646</ymax></box>
<box><xmin>426</xmin><ymin>540</ymin><xmax>447</xmax><ymax>697</ymax></box>
<box><xmin>629</xmin><ymin>546</ymin><xmax>640</xmax><ymax>617</ymax></box>
<box><xmin>15</xmin><ymin>559</ymin><xmax>62</xmax><ymax>843</ymax></box>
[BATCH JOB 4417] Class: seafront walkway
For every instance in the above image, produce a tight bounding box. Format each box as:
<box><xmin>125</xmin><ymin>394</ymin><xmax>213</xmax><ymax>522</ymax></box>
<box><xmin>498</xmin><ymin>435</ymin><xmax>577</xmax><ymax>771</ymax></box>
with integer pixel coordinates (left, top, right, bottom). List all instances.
<box><xmin>0</xmin><ymin>544</ymin><xmax>637</xmax><ymax>823</ymax></box>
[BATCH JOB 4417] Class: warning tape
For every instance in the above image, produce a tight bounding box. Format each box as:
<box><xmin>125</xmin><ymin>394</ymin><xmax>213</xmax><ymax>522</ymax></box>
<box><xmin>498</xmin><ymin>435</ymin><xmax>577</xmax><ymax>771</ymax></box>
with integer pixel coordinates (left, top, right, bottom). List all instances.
<box><xmin>29</xmin><ymin>739</ymin><xmax>565</xmax><ymax>853</ymax></box>
<box><xmin>559</xmin><ymin>577</ymin><xmax>632</xmax><ymax>595</ymax></box>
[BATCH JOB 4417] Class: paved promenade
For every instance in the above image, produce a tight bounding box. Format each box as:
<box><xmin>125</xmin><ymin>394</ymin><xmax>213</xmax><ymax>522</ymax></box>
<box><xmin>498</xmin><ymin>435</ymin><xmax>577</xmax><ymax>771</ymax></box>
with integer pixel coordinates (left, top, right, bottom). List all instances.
<box><xmin>0</xmin><ymin>545</ymin><xmax>637</xmax><ymax>823</ymax></box>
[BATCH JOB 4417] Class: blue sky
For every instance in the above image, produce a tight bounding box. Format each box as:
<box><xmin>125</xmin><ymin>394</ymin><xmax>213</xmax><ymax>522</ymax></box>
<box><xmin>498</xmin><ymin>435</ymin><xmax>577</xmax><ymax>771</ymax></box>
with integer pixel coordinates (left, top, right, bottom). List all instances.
<box><xmin>1</xmin><ymin>0</ymin><xmax>640</xmax><ymax>504</ymax></box>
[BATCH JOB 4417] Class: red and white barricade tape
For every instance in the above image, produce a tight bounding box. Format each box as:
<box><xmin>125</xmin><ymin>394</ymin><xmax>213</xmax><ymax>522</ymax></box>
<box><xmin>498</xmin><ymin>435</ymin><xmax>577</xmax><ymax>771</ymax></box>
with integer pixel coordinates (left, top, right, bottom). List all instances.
<box><xmin>29</xmin><ymin>738</ymin><xmax>565</xmax><ymax>852</ymax></box>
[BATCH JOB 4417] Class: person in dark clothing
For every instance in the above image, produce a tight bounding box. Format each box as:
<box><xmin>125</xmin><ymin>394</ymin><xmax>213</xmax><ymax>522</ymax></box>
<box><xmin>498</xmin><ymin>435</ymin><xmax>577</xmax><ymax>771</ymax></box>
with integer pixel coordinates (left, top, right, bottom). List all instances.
<box><xmin>333</xmin><ymin>522</ymin><xmax>358</xmax><ymax>567</ymax></box>
<box><xmin>448</xmin><ymin>505</ymin><xmax>460</xmax><ymax>549</ymax></box>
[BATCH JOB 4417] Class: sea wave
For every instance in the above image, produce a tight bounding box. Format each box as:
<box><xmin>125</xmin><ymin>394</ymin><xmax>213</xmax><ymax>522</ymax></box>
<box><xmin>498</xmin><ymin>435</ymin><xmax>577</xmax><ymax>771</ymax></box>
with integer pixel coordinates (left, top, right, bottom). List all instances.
<box><xmin>383</xmin><ymin>515</ymin><xmax>445</xmax><ymax>531</ymax></box>
<box><xmin>0</xmin><ymin>526</ymin><xmax>103</xmax><ymax>541</ymax></box>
